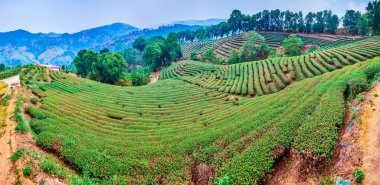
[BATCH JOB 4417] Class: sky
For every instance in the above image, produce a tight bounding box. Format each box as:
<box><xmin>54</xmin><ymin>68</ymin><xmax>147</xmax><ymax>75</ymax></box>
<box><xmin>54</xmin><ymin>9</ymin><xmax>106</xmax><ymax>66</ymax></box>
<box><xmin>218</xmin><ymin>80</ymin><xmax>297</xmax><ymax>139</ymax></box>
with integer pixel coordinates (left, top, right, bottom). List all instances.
<box><xmin>0</xmin><ymin>0</ymin><xmax>371</xmax><ymax>33</ymax></box>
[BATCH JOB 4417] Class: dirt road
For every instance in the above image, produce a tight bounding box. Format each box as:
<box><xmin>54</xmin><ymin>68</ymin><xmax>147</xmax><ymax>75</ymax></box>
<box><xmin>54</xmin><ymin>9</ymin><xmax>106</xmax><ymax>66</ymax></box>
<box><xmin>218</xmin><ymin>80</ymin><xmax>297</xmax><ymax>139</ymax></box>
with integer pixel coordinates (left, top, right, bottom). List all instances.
<box><xmin>360</xmin><ymin>82</ymin><xmax>380</xmax><ymax>185</ymax></box>
<box><xmin>0</xmin><ymin>89</ymin><xmax>18</xmax><ymax>184</ymax></box>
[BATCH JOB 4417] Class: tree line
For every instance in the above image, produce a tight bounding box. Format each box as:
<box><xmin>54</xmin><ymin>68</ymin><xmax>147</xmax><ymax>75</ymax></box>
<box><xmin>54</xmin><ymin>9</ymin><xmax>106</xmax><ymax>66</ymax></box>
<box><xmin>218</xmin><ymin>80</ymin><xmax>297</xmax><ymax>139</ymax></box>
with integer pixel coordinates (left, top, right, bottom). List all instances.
<box><xmin>175</xmin><ymin>1</ymin><xmax>380</xmax><ymax>43</ymax></box>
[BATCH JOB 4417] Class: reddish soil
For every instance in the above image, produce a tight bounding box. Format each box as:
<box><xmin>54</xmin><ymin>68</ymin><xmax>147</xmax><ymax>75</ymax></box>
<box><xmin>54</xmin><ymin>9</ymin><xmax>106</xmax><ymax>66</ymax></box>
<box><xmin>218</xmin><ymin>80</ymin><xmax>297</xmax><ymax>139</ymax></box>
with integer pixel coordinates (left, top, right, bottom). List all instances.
<box><xmin>360</xmin><ymin>83</ymin><xmax>380</xmax><ymax>185</ymax></box>
<box><xmin>0</xmin><ymin>89</ymin><xmax>18</xmax><ymax>184</ymax></box>
<box><xmin>150</xmin><ymin>70</ymin><xmax>162</xmax><ymax>84</ymax></box>
<box><xmin>267</xmin><ymin>82</ymin><xmax>380</xmax><ymax>185</ymax></box>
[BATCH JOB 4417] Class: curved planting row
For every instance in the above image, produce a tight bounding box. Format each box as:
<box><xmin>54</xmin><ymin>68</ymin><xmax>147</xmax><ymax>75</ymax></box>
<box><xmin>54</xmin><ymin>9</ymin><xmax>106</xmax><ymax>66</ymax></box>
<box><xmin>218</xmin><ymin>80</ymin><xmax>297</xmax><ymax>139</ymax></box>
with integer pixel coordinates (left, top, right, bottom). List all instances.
<box><xmin>0</xmin><ymin>67</ymin><xmax>22</xmax><ymax>80</ymax></box>
<box><xmin>22</xmin><ymin>66</ymin><xmax>49</xmax><ymax>85</ymax></box>
<box><xmin>180</xmin><ymin>34</ymin><xmax>242</xmax><ymax>59</ymax></box>
<box><xmin>181</xmin><ymin>32</ymin><xmax>362</xmax><ymax>60</ymax></box>
<box><xmin>25</xmin><ymin>59</ymin><xmax>380</xmax><ymax>184</ymax></box>
<box><xmin>161</xmin><ymin>38</ymin><xmax>380</xmax><ymax>96</ymax></box>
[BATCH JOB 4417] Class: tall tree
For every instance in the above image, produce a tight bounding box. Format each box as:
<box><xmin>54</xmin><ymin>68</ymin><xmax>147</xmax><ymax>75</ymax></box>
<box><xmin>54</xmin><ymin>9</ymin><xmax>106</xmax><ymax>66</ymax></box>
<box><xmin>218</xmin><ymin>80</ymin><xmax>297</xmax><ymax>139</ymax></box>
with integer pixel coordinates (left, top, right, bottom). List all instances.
<box><xmin>343</xmin><ymin>10</ymin><xmax>361</xmax><ymax>34</ymax></box>
<box><xmin>313</xmin><ymin>11</ymin><xmax>325</xmax><ymax>33</ymax></box>
<box><xmin>161</xmin><ymin>32</ymin><xmax>182</xmax><ymax>67</ymax></box>
<box><xmin>73</xmin><ymin>49</ymin><xmax>98</xmax><ymax>77</ymax></box>
<box><xmin>92</xmin><ymin>53</ymin><xmax>126</xmax><ymax>84</ymax></box>
<box><xmin>367</xmin><ymin>0</ymin><xmax>380</xmax><ymax>34</ymax></box>
<box><xmin>305</xmin><ymin>12</ymin><xmax>315</xmax><ymax>33</ymax></box>
<box><xmin>297</xmin><ymin>11</ymin><xmax>305</xmax><ymax>33</ymax></box>
<box><xmin>133</xmin><ymin>37</ymin><xmax>147</xmax><ymax>52</ymax></box>
<box><xmin>358</xmin><ymin>13</ymin><xmax>370</xmax><ymax>35</ymax></box>
<box><xmin>195</xmin><ymin>28</ymin><xmax>207</xmax><ymax>42</ymax></box>
<box><xmin>282</xmin><ymin>34</ymin><xmax>303</xmax><ymax>56</ymax></box>
<box><xmin>270</xmin><ymin>9</ymin><xmax>283</xmax><ymax>31</ymax></box>
<box><xmin>142</xmin><ymin>43</ymin><xmax>162</xmax><ymax>70</ymax></box>
<box><xmin>326</xmin><ymin>14</ymin><xmax>339</xmax><ymax>34</ymax></box>
<box><xmin>228</xmin><ymin>10</ymin><xmax>244</xmax><ymax>34</ymax></box>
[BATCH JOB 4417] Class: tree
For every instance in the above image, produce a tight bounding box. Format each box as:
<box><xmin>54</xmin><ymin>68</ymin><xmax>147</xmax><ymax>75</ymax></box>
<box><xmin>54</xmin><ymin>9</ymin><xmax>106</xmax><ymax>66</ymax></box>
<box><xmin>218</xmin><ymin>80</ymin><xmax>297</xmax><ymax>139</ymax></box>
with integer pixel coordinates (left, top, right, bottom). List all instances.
<box><xmin>201</xmin><ymin>49</ymin><xmax>217</xmax><ymax>63</ymax></box>
<box><xmin>313</xmin><ymin>11</ymin><xmax>325</xmax><ymax>33</ymax></box>
<box><xmin>343</xmin><ymin>10</ymin><xmax>361</xmax><ymax>35</ymax></box>
<box><xmin>92</xmin><ymin>53</ymin><xmax>126</xmax><ymax>84</ymax></box>
<box><xmin>270</xmin><ymin>9</ymin><xmax>282</xmax><ymax>31</ymax></box>
<box><xmin>298</xmin><ymin>11</ymin><xmax>305</xmax><ymax>33</ymax></box>
<box><xmin>190</xmin><ymin>52</ymin><xmax>200</xmax><ymax>61</ymax></box>
<box><xmin>227</xmin><ymin>50</ymin><xmax>240</xmax><ymax>64</ymax></box>
<box><xmin>195</xmin><ymin>28</ymin><xmax>207</xmax><ymax>42</ymax></box>
<box><xmin>358</xmin><ymin>13</ymin><xmax>370</xmax><ymax>35</ymax></box>
<box><xmin>119</xmin><ymin>48</ymin><xmax>141</xmax><ymax>65</ymax></box>
<box><xmin>228</xmin><ymin>10</ymin><xmax>244</xmax><ymax>34</ymax></box>
<box><xmin>133</xmin><ymin>37</ymin><xmax>147</xmax><ymax>52</ymax></box>
<box><xmin>239</xmin><ymin>31</ymin><xmax>269</xmax><ymax>61</ymax></box>
<box><xmin>326</xmin><ymin>14</ymin><xmax>339</xmax><ymax>34</ymax></box>
<box><xmin>73</xmin><ymin>49</ymin><xmax>98</xmax><ymax>77</ymax></box>
<box><xmin>142</xmin><ymin>43</ymin><xmax>162</xmax><ymax>70</ymax></box>
<box><xmin>217</xmin><ymin>22</ymin><xmax>230</xmax><ymax>37</ymax></box>
<box><xmin>282</xmin><ymin>34</ymin><xmax>303</xmax><ymax>56</ymax></box>
<box><xmin>0</xmin><ymin>64</ymin><xmax>5</xmax><ymax>71</ymax></box>
<box><xmin>160</xmin><ymin>32</ymin><xmax>182</xmax><ymax>67</ymax></box>
<box><xmin>367</xmin><ymin>0</ymin><xmax>380</xmax><ymax>34</ymax></box>
<box><xmin>100</xmin><ymin>48</ymin><xmax>110</xmax><ymax>54</ymax></box>
<box><xmin>305</xmin><ymin>12</ymin><xmax>315</xmax><ymax>33</ymax></box>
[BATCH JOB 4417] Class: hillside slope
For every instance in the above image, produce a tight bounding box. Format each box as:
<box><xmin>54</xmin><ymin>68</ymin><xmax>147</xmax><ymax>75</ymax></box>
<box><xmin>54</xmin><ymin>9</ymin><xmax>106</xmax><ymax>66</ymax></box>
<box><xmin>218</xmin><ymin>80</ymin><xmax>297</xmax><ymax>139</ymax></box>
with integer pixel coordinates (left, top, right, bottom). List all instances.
<box><xmin>14</xmin><ymin>56</ymin><xmax>379</xmax><ymax>184</ymax></box>
<box><xmin>168</xmin><ymin>37</ymin><xmax>380</xmax><ymax>96</ymax></box>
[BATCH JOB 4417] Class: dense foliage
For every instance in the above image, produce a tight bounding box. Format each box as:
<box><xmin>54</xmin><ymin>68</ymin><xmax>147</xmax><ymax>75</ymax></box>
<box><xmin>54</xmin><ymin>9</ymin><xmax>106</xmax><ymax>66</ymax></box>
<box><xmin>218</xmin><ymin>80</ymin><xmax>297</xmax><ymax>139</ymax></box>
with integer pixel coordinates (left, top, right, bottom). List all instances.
<box><xmin>74</xmin><ymin>50</ymin><xmax>127</xmax><ymax>84</ymax></box>
<box><xmin>142</xmin><ymin>32</ymin><xmax>182</xmax><ymax>71</ymax></box>
<box><xmin>282</xmin><ymin>34</ymin><xmax>303</xmax><ymax>56</ymax></box>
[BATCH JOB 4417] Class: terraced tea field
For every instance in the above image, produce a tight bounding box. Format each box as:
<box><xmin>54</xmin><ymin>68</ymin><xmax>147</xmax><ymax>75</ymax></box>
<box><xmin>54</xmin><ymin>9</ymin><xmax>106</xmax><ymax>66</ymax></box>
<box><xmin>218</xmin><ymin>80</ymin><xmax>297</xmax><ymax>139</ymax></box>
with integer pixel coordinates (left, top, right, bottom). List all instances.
<box><xmin>181</xmin><ymin>32</ymin><xmax>363</xmax><ymax>59</ymax></box>
<box><xmin>22</xmin><ymin>54</ymin><xmax>379</xmax><ymax>184</ymax></box>
<box><xmin>166</xmin><ymin>38</ymin><xmax>380</xmax><ymax>96</ymax></box>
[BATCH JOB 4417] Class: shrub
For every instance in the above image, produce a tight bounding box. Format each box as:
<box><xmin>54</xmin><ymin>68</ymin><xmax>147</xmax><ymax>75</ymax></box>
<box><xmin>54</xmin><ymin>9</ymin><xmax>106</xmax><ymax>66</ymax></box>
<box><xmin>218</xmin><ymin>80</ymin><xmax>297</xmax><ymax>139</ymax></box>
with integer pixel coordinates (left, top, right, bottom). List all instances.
<box><xmin>39</xmin><ymin>155</ymin><xmax>57</xmax><ymax>174</ymax></box>
<box><xmin>25</xmin><ymin>106</ymin><xmax>46</xmax><ymax>119</ymax></box>
<box><xmin>22</xmin><ymin>165</ymin><xmax>32</xmax><ymax>176</ymax></box>
<box><xmin>364</xmin><ymin>59</ymin><xmax>380</xmax><ymax>79</ymax></box>
<box><xmin>218</xmin><ymin>175</ymin><xmax>229</xmax><ymax>185</ymax></box>
<box><xmin>30</xmin><ymin>97</ymin><xmax>39</xmax><ymax>105</ymax></box>
<box><xmin>10</xmin><ymin>148</ymin><xmax>24</xmax><ymax>162</ymax></box>
<box><xmin>190</xmin><ymin>52</ymin><xmax>200</xmax><ymax>61</ymax></box>
<box><xmin>354</xmin><ymin>168</ymin><xmax>364</xmax><ymax>183</ymax></box>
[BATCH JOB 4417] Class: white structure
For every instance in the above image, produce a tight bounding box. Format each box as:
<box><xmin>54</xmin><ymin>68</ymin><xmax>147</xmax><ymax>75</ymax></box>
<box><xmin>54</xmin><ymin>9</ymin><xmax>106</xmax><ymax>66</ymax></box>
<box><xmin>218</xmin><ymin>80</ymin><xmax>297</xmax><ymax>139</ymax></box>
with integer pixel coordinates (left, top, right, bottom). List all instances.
<box><xmin>39</xmin><ymin>64</ymin><xmax>61</xmax><ymax>71</ymax></box>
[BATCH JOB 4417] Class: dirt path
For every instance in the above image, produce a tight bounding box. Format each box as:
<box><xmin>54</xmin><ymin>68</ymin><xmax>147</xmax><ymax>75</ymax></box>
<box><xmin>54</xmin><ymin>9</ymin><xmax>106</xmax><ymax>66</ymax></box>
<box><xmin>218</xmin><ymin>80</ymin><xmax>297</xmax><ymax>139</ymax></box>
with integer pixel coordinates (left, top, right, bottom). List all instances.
<box><xmin>149</xmin><ymin>70</ymin><xmax>162</xmax><ymax>84</ymax></box>
<box><xmin>45</xmin><ymin>68</ymin><xmax>52</xmax><ymax>83</ymax></box>
<box><xmin>360</xmin><ymin>82</ymin><xmax>380</xmax><ymax>185</ymax></box>
<box><xmin>0</xmin><ymin>89</ymin><xmax>18</xmax><ymax>184</ymax></box>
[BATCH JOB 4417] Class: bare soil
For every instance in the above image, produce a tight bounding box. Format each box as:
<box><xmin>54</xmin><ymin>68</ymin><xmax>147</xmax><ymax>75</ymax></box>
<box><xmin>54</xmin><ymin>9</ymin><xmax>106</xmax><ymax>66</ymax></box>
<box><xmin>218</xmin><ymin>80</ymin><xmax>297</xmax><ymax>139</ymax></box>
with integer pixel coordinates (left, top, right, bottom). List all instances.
<box><xmin>150</xmin><ymin>70</ymin><xmax>162</xmax><ymax>84</ymax></box>
<box><xmin>267</xmin><ymin>82</ymin><xmax>380</xmax><ymax>185</ymax></box>
<box><xmin>0</xmin><ymin>89</ymin><xmax>18</xmax><ymax>184</ymax></box>
<box><xmin>360</xmin><ymin>83</ymin><xmax>380</xmax><ymax>185</ymax></box>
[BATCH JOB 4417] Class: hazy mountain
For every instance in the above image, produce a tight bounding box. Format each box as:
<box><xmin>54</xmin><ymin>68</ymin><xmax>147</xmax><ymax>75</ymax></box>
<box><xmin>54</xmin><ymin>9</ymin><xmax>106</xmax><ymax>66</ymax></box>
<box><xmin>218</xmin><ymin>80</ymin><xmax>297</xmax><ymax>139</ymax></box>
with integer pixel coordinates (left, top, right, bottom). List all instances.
<box><xmin>0</xmin><ymin>23</ymin><xmax>206</xmax><ymax>67</ymax></box>
<box><xmin>102</xmin><ymin>24</ymin><xmax>203</xmax><ymax>51</ymax></box>
<box><xmin>0</xmin><ymin>23</ymin><xmax>139</xmax><ymax>67</ymax></box>
<box><xmin>171</xmin><ymin>18</ymin><xmax>226</xmax><ymax>26</ymax></box>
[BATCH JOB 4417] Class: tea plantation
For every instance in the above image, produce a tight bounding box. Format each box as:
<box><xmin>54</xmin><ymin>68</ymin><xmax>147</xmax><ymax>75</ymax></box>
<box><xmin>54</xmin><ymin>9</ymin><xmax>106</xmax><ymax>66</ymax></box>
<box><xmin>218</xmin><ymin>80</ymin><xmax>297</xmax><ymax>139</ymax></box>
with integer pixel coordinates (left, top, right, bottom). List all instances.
<box><xmin>25</xmin><ymin>54</ymin><xmax>380</xmax><ymax>184</ymax></box>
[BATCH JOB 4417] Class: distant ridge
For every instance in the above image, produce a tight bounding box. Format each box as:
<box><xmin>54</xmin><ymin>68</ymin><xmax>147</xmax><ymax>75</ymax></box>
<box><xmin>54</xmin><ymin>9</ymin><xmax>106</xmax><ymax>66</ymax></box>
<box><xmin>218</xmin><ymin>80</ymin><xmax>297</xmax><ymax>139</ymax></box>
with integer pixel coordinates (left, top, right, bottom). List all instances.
<box><xmin>170</xmin><ymin>18</ymin><xmax>226</xmax><ymax>26</ymax></box>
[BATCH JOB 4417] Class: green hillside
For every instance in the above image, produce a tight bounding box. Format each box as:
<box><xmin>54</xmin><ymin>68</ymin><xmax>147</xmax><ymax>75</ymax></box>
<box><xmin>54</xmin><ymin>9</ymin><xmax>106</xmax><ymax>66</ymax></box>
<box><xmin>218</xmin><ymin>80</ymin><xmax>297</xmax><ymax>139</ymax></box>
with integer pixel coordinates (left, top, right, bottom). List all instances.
<box><xmin>23</xmin><ymin>55</ymin><xmax>380</xmax><ymax>184</ymax></box>
<box><xmin>168</xmin><ymin>38</ymin><xmax>380</xmax><ymax>96</ymax></box>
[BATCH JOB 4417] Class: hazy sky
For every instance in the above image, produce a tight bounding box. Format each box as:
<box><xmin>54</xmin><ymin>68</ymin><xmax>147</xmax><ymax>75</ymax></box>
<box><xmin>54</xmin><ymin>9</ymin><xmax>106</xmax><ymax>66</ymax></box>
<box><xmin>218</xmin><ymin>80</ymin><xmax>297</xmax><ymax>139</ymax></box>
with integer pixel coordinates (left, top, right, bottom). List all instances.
<box><xmin>0</xmin><ymin>0</ymin><xmax>370</xmax><ymax>33</ymax></box>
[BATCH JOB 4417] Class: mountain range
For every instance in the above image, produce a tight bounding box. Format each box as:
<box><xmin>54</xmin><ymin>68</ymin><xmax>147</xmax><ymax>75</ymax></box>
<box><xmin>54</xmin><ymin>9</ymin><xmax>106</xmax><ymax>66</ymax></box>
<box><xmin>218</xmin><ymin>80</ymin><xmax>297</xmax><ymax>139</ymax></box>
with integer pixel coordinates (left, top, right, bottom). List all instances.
<box><xmin>0</xmin><ymin>20</ymin><xmax>216</xmax><ymax>67</ymax></box>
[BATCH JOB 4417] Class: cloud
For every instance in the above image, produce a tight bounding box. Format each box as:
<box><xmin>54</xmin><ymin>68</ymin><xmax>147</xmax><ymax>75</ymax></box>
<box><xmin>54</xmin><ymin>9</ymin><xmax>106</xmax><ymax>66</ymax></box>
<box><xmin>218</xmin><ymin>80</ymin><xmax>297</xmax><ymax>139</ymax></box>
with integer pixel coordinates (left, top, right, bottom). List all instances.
<box><xmin>347</xmin><ymin>1</ymin><xmax>366</xmax><ymax>13</ymax></box>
